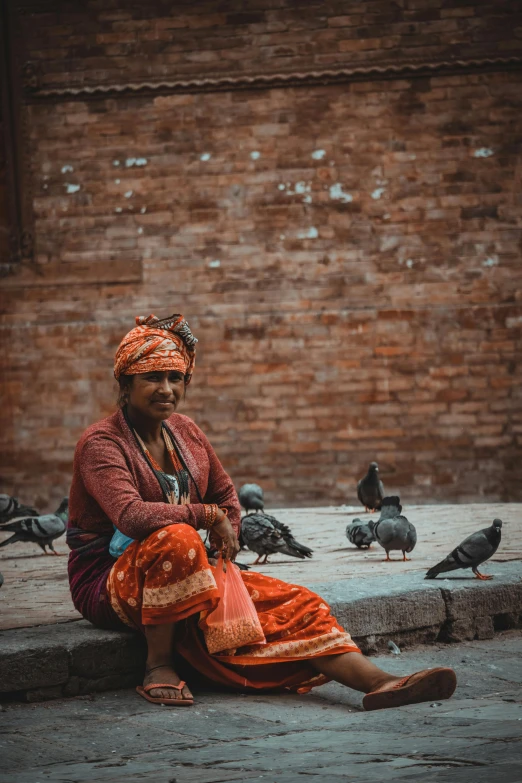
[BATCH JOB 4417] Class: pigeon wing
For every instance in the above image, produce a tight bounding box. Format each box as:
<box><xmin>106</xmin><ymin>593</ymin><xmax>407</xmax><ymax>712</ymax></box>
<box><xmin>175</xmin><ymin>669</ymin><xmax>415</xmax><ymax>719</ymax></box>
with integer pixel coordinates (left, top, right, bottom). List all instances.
<box><xmin>356</xmin><ymin>477</ymin><xmax>367</xmax><ymax>506</ymax></box>
<box><xmin>265</xmin><ymin>513</ymin><xmax>313</xmax><ymax>558</ymax></box>
<box><xmin>241</xmin><ymin>514</ymin><xmax>282</xmax><ymax>556</ymax></box>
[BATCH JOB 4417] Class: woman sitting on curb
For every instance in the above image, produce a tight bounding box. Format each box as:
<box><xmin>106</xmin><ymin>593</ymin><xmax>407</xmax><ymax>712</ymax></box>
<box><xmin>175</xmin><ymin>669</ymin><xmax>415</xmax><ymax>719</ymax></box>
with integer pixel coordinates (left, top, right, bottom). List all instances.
<box><xmin>67</xmin><ymin>312</ymin><xmax>457</xmax><ymax>710</ymax></box>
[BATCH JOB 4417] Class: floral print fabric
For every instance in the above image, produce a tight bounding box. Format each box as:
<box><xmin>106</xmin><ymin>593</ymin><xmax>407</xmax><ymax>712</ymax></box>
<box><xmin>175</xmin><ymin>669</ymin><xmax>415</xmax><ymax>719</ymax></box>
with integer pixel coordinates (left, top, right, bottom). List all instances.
<box><xmin>107</xmin><ymin>522</ymin><xmax>360</xmax><ymax>692</ymax></box>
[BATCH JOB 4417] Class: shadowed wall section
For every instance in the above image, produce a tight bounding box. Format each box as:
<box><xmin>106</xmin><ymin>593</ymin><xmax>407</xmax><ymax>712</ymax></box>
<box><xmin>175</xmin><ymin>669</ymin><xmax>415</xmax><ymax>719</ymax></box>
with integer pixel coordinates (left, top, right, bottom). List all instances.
<box><xmin>0</xmin><ymin>0</ymin><xmax>521</xmax><ymax>509</ymax></box>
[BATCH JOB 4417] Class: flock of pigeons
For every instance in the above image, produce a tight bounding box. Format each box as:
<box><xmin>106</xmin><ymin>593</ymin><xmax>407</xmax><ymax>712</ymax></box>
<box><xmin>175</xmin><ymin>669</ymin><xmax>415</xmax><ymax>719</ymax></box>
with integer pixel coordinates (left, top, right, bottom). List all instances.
<box><xmin>0</xmin><ymin>462</ymin><xmax>503</xmax><ymax>586</ymax></box>
<box><xmin>238</xmin><ymin>461</ymin><xmax>503</xmax><ymax>581</ymax></box>
<box><xmin>348</xmin><ymin>462</ymin><xmax>503</xmax><ymax>580</ymax></box>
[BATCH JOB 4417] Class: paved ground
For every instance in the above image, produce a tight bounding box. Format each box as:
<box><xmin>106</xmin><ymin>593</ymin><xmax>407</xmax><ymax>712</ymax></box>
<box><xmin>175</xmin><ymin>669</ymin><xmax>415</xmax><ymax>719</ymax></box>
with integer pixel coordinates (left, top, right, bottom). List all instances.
<box><xmin>1</xmin><ymin>503</ymin><xmax>520</xmax><ymax>630</ymax></box>
<box><xmin>1</xmin><ymin>632</ymin><xmax>521</xmax><ymax>783</ymax></box>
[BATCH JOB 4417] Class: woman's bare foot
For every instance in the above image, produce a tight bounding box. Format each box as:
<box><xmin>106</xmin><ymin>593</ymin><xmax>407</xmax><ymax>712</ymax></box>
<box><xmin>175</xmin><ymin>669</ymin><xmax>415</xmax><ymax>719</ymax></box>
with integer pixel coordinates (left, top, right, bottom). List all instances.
<box><xmin>143</xmin><ymin>664</ymin><xmax>193</xmax><ymax>701</ymax></box>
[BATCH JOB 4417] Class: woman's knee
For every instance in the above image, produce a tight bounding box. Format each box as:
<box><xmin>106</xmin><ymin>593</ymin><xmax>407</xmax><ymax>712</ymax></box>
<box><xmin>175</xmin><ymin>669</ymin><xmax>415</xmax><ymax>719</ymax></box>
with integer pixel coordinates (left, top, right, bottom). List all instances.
<box><xmin>149</xmin><ymin>523</ymin><xmax>204</xmax><ymax>551</ymax></box>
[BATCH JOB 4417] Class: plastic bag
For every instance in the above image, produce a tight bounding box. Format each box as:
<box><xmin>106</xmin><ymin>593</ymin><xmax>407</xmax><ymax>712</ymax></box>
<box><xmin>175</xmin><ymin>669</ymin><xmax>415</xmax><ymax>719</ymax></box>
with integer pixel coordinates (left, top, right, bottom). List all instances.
<box><xmin>203</xmin><ymin>556</ymin><xmax>266</xmax><ymax>654</ymax></box>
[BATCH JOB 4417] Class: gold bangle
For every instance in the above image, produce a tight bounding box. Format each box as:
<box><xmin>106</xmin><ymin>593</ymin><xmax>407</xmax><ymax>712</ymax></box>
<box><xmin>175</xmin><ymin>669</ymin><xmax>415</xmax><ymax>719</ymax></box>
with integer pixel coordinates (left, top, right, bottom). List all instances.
<box><xmin>204</xmin><ymin>503</ymin><xmax>218</xmax><ymax>529</ymax></box>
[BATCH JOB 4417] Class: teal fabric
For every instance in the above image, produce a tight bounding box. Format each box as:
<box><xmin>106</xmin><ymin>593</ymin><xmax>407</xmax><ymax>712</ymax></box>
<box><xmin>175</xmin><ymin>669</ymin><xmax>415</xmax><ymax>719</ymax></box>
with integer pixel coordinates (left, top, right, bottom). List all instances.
<box><xmin>109</xmin><ymin>527</ymin><xmax>135</xmax><ymax>558</ymax></box>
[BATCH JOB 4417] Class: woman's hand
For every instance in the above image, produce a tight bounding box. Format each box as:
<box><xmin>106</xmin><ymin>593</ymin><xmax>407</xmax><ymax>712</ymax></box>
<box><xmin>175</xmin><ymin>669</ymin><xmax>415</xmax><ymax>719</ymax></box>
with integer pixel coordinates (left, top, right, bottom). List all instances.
<box><xmin>210</xmin><ymin>509</ymin><xmax>240</xmax><ymax>561</ymax></box>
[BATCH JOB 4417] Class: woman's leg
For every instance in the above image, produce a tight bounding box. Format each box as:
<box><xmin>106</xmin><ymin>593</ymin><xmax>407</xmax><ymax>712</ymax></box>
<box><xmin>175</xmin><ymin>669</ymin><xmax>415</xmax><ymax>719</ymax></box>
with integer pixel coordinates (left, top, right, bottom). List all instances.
<box><xmin>311</xmin><ymin>652</ymin><xmax>457</xmax><ymax>710</ymax></box>
<box><xmin>143</xmin><ymin>622</ymin><xmax>193</xmax><ymax>701</ymax></box>
<box><xmin>310</xmin><ymin>652</ymin><xmax>400</xmax><ymax>693</ymax></box>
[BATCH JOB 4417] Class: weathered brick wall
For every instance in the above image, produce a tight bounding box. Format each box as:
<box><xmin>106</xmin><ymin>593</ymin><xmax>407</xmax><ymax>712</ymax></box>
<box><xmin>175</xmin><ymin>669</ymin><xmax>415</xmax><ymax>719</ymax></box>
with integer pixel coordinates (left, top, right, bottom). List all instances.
<box><xmin>18</xmin><ymin>0</ymin><xmax>522</xmax><ymax>88</ymax></box>
<box><xmin>1</xmin><ymin>0</ymin><xmax>521</xmax><ymax>511</ymax></box>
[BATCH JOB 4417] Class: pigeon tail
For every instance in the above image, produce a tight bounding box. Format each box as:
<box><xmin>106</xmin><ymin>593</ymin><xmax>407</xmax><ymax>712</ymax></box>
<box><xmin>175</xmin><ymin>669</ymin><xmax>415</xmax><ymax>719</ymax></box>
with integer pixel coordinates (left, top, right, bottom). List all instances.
<box><xmin>0</xmin><ymin>533</ymin><xmax>23</xmax><ymax>548</ymax></box>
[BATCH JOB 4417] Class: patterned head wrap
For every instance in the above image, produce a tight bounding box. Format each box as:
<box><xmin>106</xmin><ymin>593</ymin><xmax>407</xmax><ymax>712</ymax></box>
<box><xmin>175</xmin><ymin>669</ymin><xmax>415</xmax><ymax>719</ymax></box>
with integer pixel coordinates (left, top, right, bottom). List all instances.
<box><xmin>114</xmin><ymin>314</ymin><xmax>198</xmax><ymax>384</ymax></box>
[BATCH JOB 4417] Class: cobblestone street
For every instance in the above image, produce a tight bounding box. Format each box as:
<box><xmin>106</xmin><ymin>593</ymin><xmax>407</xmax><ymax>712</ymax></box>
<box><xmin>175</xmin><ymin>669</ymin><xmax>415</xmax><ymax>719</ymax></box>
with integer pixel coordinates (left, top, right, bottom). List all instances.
<box><xmin>2</xmin><ymin>633</ymin><xmax>521</xmax><ymax>783</ymax></box>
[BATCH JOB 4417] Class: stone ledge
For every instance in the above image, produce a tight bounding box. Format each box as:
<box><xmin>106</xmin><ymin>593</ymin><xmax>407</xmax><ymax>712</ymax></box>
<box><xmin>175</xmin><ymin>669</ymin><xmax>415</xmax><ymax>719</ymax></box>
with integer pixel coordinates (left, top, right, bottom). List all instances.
<box><xmin>0</xmin><ymin>563</ymin><xmax>520</xmax><ymax>702</ymax></box>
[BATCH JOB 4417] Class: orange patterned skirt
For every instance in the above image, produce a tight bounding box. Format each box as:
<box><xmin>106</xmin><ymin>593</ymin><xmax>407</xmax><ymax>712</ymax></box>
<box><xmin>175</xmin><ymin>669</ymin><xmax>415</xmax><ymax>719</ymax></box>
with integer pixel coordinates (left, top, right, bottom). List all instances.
<box><xmin>107</xmin><ymin>523</ymin><xmax>361</xmax><ymax>693</ymax></box>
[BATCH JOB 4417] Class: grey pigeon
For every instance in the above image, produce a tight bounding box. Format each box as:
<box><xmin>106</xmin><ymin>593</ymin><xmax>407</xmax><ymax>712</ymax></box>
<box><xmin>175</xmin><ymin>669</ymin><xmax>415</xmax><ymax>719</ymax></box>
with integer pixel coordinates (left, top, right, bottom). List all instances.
<box><xmin>374</xmin><ymin>496</ymin><xmax>417</xmax><ymax>562</ymax></box>
<box><xmin>425</xmin><ymin>519</ymin><xmax>502</xmax><ymax>580</ymax></box>
<box><xmin>357</xmin><ymin>462</ymin><xmax>385</xmax><ymax>512</ymax></box>
<box><xmin>0</xmin><ymin>498</ymin><xmax>68</xmax><ymax>555</ymax></box>
<box><xmin>0</xmin><ymin>494</ymin><xmax>38</xmax><ymax>524</ymax></box>
<box><xmin>346</xmin><ymin>518</ymin><xmax>376</xmax><ymax>549</ymax></box>
<box><xmin>241</xmin><ymin>512</ymin><xmax>312</xmax><ymax>565</ymax></box>
<box><xmin>262</xmin><ymin>512</ymin><xmax>313</xmax><ymax>560</ymax></box>
<box><xmin>238</xmin><ymin>483</ymin><xmax>264</xmax><ymax>514</ymax></box>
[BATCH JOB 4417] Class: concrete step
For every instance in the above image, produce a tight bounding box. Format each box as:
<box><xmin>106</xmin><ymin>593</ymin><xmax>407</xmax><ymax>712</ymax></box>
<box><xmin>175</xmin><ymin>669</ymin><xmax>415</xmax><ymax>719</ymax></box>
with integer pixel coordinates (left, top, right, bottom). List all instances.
<box><xmin>0</xmin><ymin>562</ymin><xmax>520</xmax><ymax>702</ymax></box>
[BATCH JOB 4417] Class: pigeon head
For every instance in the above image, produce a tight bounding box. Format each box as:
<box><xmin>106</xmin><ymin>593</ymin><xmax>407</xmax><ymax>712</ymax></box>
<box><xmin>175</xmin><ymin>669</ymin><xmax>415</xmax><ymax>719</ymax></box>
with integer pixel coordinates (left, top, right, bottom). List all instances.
<box><xmin>492</xmin><ymin>519</ymin><xmax>502</xmax><ymax>529</ymax></box>
<box><xmin>381</xmin><ymin>496</ymin><xmax>401</xmax><ymax>510</ymax></box>
<box><xmin>369</xmin><ymin>462</ymin><xmax>379</xmax><ymax>472</ymax></box>
<box><xmin>368</xmin><ymin>520</ymin><xmax>376</xmax><ymax>533</ymax></box>
<box><xmin>56</xmin><ymin>497</ymin><xmax>69</xmax><ymax>519</ymax></box>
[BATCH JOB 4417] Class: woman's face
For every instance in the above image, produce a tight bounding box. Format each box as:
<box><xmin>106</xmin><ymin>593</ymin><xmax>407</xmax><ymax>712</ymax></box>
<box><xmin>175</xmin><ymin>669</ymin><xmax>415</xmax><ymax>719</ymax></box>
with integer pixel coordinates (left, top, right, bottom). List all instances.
<box><xmin>127</xmin><ymin>370</ymin><xmax>185</xmax><ymax>422</ymax></box>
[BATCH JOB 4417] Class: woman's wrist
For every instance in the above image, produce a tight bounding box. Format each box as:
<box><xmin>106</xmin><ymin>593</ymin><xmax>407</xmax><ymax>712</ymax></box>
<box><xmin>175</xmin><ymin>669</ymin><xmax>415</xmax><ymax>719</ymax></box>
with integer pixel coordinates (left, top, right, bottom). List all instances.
<box><xmin>203</xmin><ymin>503</ymin><xmax>219</xmax><ymax>530</ymax></box>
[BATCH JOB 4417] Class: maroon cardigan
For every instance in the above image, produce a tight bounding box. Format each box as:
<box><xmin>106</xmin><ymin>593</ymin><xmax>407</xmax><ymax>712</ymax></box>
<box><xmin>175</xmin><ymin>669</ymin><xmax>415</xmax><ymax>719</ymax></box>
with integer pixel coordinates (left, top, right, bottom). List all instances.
<box><xmin>67</xmin><ymin>409</ymin><xmax>241</xmax><ymax>628</ymax></box>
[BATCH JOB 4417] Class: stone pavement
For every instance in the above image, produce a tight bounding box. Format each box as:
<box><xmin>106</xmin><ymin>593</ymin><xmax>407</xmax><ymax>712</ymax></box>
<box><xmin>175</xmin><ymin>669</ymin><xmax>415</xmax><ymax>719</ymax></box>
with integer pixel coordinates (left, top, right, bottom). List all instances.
<box><xmin>1</xmin><ymin>503</ymin><xmax>520</xmax><ymax>631</ymax></box>
<box><xmin>1</xmin><ymin>633</ymin><xmax>521</xmax><ymax>783</ymax></box>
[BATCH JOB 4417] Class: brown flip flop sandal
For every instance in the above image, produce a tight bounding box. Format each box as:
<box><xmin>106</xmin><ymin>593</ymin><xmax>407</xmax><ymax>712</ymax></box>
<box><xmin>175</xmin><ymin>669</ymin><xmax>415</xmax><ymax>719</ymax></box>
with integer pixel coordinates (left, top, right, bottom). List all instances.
<box><xmin>363</xmin><ymin>667</ymin><xmax>457</xmax><ymax>711</ymax></box>
<box><xmin>136</xmin><ymin>681</ymin><xmax>194</xmax><ymax>706</ymax></box>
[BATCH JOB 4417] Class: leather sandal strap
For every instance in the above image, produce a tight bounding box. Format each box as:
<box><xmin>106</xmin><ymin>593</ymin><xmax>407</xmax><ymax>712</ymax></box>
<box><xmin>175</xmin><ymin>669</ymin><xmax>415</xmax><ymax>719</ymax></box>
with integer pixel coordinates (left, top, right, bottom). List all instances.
<box><xmin>142</xmin><ymin>680</ymin><xmax>187</xmax><ymax>695</ymax></box>
<box><xmin>392</xmin><ymin>674</ymin><xmax>413</xmax><ymax>689</ymax></box>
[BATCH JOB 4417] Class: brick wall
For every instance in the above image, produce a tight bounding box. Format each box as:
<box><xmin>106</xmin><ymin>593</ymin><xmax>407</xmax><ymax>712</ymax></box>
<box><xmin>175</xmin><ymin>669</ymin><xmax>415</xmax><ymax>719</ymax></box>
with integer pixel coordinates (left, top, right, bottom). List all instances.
<box><xmin>1</xmin><ymin>0</ymin><xmax>521</xmax><ymax>510</ymax></box>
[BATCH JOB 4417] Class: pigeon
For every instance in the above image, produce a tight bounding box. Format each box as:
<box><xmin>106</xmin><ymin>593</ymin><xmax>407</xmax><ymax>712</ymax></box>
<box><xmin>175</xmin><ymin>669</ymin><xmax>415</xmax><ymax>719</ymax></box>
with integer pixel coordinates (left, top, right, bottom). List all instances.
<box><xmin>425</xmin><ymin>519</ymin><xmax>502</xmax><ymax>581</ymax></box>
<box><xmin>241</xmin><ymin>512</ymin><xmax>312</xmax><ymax>565</ymax></box>
<box><xmin>0</xmin><ymin>572</ymin><xmax>3</xmax><ymax>588</ymax></box>
<box><xmin>0</xmin><ymin>494</ymin><xmax>38</xmax><ymax>524</ymax></box>
<box><xmin>262</xmin><ymin>512</ymin><xmax>313</xmax><ymax>560</ymax></box>
<box><xmin>238</xmin><ymin>483</ymin><xmax>264</xmax><ymax>514</ymax></box>
<box><xmin>346</xmin><ymin>518</ymin><xmax>376</xmax><ymax>549</ymax></box>
<box><xmin>373</xmin><ymin>496</ymin><xmax>417</xmax><ymax>562</ymax></box>
<box><xmin>357</xmin><ymin>462</ymin><xmax>385</xmax><ymax>512</ymax></box>
<box><xmin>0</xmin><ymin>498</ymin><xmax>68</xmax><ymax>555</ymax></box>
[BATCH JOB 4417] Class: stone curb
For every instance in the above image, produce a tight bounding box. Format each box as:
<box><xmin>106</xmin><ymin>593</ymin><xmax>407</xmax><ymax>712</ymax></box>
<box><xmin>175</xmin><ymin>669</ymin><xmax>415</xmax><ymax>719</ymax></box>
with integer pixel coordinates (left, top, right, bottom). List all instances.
<box><xmin>0</xmin><ymin>562</ymin><xmax>520</xmax><ymax>702</ymax></box>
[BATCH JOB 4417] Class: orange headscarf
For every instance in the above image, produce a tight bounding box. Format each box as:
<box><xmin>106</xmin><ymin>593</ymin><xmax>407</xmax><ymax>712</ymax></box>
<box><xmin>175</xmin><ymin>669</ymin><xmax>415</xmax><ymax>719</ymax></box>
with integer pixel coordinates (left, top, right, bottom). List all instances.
<box><xmin>114</xmin><ymin>314</ymin><xmax>197</xmax><ymax>384</ymax></box>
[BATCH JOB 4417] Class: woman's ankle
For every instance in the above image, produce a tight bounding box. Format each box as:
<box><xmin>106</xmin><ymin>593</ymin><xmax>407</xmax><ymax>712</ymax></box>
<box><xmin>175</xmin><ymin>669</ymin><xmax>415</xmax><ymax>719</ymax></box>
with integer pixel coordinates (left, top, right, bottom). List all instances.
<box><xmin>145</xmin><ymin>660</ymin><xmax>173</xmax><ymax>674</ymax></box>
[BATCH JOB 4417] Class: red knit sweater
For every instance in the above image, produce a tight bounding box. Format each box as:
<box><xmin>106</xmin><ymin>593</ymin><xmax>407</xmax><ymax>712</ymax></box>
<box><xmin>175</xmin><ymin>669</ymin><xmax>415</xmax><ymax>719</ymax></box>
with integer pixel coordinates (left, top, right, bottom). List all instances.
<box><xmin>69</xmin><ymin>408</ymin><xmax>241</xmax><ymax>539</ymax></box>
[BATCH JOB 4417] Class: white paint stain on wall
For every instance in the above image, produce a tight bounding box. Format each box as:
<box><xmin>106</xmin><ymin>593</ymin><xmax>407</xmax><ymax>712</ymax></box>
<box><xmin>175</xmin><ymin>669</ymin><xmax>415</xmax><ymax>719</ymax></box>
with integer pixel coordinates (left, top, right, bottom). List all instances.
<box><xmin>371</xmin><ymin>188</ymin><xmax>386</xmax><ymax>200</ymax></box>
<box><xmin>125</xmin><ymin>157</ymin><xmax>148</xmax><ymax>167</ymax></box>
<box><xmin>278</xmin><ymin>184</ymin><xmax>286</xmax><ymax>191</ymax></box>
<box><xmin>140</xmin><ymin>207</ymin><xmax>147</xmax><ymax>213</ymax></box>
<box><xmin>311</xmin><ymin>149</ymin><xmax>326</xmax><ymax>160</ymax></box>
<box><xmin>65</xmin><ymin>183</ymin><xmax>80</xmax><ymax>194</ymax></box>
<box><xmin>297</xmin><ymin>227</ymin><xmax>318</xmax><ymax>239</ymax></box>
<box><xmin>209</xmin><ymin>259</ymin><xmax>221</xmax><ymax>268</ymax></box>
<box><xmin>250</xmin><ymin>151</ymin><xmax>261</xmax><ymax>160</ymax></box>
<box><xmin>137</xmin><ymin>227</ymin><xmax>143</xmax><ymax>234</ymax></box>
<box><xmin>114</xmin><ymin>179</ymin><xmax>120</xmax><ymax>184</ymax></box>
<box><xmin>61</xmin><ymin>165</ymin><xmax>74</xmax><ymax>173</ymax></box>
<box><xmin>124</xmin><ymin>190</ymin><xmax>134</xmax><ymax>198</ymax></box>
<box><xmin>200</xmin><ymin>153</ymin><xmax>211</xmax><ymax>162</ymax></box>
<box><xmin>483</xmin><ymin>256</ymin><xmax>498</xmax><ymax>267</ymax></box>
<box><xmin>473</xmin><ymin>148</ymin><xmax>494</xmax><ymax>158</ymax></box>
<box><xmin>329</xmin><ymin>183</ymin><xmax>353</xmax><ymax>203</ymax></box>
<box><xmin>115</xmin><ymin>207</ymin><xmax>122</xmax><ymax>213</ymax></box>
<box><xmin>406</xmin><ymin>258</ymin><xmax>414</xmax><ymax>268</ymax></box>
<box><xmin>113</xmin><ymin>160</ymin><xmax>120</xmax><ymax>166</ymax></box>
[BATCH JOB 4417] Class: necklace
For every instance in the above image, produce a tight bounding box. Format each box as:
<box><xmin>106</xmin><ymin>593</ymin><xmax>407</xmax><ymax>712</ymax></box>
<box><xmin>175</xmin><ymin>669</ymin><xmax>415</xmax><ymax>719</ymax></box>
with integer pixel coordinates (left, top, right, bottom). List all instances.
<box><xmin>133</xmin><ymin>426</ymin><xmax>190</xmax><ymax>506</ymax></box>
